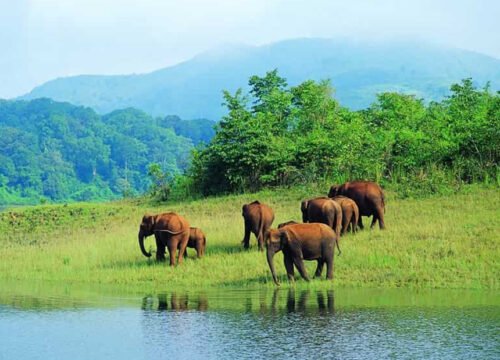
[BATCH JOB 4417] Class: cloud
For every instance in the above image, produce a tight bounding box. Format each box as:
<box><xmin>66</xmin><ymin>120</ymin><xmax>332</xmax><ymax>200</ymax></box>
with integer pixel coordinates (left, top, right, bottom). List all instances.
<box><xmin>1</xmin><ymin>0</ymin><xmax>498</xmax><ymax>98</ymax></box>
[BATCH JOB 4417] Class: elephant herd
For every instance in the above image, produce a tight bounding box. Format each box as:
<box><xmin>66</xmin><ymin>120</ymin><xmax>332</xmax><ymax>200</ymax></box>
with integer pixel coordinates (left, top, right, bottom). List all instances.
<box><xmin>137</xmin><ymin>180</ymin><xmax>385</xmax><ymax>285</ymax></box>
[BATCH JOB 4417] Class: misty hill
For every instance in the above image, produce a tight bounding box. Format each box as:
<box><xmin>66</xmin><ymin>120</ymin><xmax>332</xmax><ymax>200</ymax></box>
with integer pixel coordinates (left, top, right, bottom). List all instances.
<box><xmin>21</xmin><ymin>38</ymin><xmax>500</xmax><ymax>119</ymax></box>
<box><xmin>0</xmin><ymin>98</ymin><xmax>214</xmax><ymax>205</ymax></box>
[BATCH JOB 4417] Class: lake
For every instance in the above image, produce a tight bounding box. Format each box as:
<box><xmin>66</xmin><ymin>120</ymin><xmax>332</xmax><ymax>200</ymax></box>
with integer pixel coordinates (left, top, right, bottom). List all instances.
<box><xmin>0</xmin><ymin>282</ymin><xmax>498</xmax><ymax>360</ymax></box>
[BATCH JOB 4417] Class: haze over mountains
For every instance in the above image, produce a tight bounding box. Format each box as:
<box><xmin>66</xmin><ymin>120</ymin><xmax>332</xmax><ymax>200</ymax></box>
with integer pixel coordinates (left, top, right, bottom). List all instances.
<box><xmin>20</xmin><ymin>38</ymin><xmax>500</xmax><ymax>120</ymax></box>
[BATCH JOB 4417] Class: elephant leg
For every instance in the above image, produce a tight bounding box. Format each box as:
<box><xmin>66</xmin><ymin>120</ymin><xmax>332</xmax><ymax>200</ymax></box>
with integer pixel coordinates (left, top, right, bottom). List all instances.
<box><xmin>257</xmin><ymin>231</ymin><xmax>265</xmax><ymax>252</ymax></box>
<box><xmin>342</xmin><ymin>215</ymin><xmax>348</xmax><ymax>235</ymax></box>
<box><xmin>335</xmin><ymin>215</ymin><xmax>342</xmax><ymax>239</ymax></box>
<box><xmin>177</xmin><ymin>237</ymin><xmax>189</xmax><ymax>265</ymax></box>
<box><xmin>358</xmin><ymin>216</ymin><xmax>364</xmax><ymax>230</ymax></box>
<box><xmin>314</xmin><ymin>259</ymin><xmax>324</xmax><ymax>278</ymax></box>
<box><xmin>352</xmin><ymin>214</ymin><xmax>358</xmax><ymax>233</ymax></box>
<box><xmin>196</xmin><ymin>244</ymin><xmax>202</xmax><ymax>258</ymax></box>
<box><xmin>326</xmin><ymin>254</ymin><xmax>334</xmax><ymax>280</ymax></box>
<box><xmin>242</xmin><ymin>220</ymin><xmax>251</xmax><ymax>249</ymax></box>
<box><xmin>155</xmin><ymin>235</ymin><xmax>166</xmax><ymax>262</ymax></box>
<box><xmin>167</xmin><ymin>242</ymin><xmax>177</xmax><ymax>266</ymax></box>
<box><xmin>377</xmin><ymin>206</ymin><xmax>386</xmax><ymax>230</ymax></box>
<box><xmin>283</xmin><ymin>254</ymin><xmax>295</xmax><ymax>282</ymax></box>
<box><xmin>370</xmin><ymin>213</ymin><xmax>378</xmax><ymax>229</ymax></box>
<box><xmin>293</xmin><ymin>256</ymin><xmax>310</xmax><ymax>282</ymax></box>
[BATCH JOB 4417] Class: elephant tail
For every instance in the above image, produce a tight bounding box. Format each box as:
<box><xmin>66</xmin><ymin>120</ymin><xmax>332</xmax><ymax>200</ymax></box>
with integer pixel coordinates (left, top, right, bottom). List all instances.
<box><xmin>382</xmin><ymin>193</ymin><xmax>386</xmax><ymax>213</ymax></box>
<box><xmin>336</xmin><ymin>238</ymin><xmax>341</xmax><ymax>256</ymax></box>
<box><xmin>155</xmin><ymin>229</ymin><xmax>187</xmax><ymax>235</ymax></box>
<box><xmin>257</xmin><ymin>207</ymin><xmax>266</xmax><ymax>244</ymax></box>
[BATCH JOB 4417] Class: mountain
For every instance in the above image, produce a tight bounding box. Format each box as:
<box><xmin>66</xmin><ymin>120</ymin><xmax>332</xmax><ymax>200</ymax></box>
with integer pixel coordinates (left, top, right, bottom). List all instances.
<box><xmin>0</xmin><ymin>98</ymin><xmax>196</xmax><ymax>204</ymax></box>
<box><xmin>20</xmin><ymin>38</ymin><xmax>500</xmax><ymax>120</ymax></box>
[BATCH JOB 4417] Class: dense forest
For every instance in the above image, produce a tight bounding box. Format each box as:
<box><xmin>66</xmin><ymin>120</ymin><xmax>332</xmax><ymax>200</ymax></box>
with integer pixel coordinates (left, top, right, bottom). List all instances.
<box><xmin>0</xmin><ymin>99</ymin><xmax>214</xmax><ymax>204</ymax></box>
<box><xmin>188</xmin><ymin>71</ymin><xmax>499</xmax><ymax>197</ymax></box>
<box><xmin>1</xmin><ymin>72</ymin><xmax>498</xmax><ymax>205</ymax></box>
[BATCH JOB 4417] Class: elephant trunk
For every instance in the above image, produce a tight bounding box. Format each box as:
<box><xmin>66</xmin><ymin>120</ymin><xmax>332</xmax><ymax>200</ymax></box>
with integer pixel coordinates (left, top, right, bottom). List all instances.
<box><xmin>138</xmin><ymin>231</ymin><xmax>151</xmax><ymax>257</ymax></box>
<box><xmin>266</xmin><ymin>248</ymin><xmax>280</xmax><ymax>286</ymax></box>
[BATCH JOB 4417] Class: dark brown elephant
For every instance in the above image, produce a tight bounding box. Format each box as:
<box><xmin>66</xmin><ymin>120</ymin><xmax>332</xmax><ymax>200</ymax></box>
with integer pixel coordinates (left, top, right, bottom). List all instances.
<box><xmin>328</xmin><ymin>181</ymin><xmax>385</xmax><ymax>229</ymax></box>
<box><xmin>301</xmin><ymin>197</ymin><xmax>342</xmax><ymax>239</ymax></box>
<box><xmin>138</xmin><ymin>212</ymin><xmax>190</xmax><ymax>266</ymax></box>
<box><xmin>265</xmin><ymin>223</ymin><xmax>340</xmax><ymax>286</ymax></box>
<box><xmin>242</xmin><ymin>200</ymin><xmax>275</xmax><ymax>251</ymax></box>
<box><xmin>179</xmin><ymin>227</ymin><xmax>206</xmax><ymax>258</ymax></box>
<box><xmin>331</xmin><ymin>196</ymin><xmax>359</xmax><ymax>234</ymax></box>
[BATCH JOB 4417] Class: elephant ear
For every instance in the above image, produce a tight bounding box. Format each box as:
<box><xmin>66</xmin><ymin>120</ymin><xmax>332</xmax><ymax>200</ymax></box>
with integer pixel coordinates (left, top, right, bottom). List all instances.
<box><xmin>279</xmin><ymin>230</ymin><xmax>290</xmax><ymax>247</ymax></box>
<box><xmin>149</xmin><ymin>215</ymin><xmax>157</xmax><ymax>231</ymax></box>
<box><xmin>242</xmin><ymin>204</ymin><xmax>248</xmax><ymax>216</ymax></box>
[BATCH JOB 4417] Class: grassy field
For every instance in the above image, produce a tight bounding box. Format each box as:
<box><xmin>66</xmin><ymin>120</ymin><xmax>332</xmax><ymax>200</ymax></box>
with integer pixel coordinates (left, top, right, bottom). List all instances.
<box><xmin>0</xmin><ymin>185</ymin><xmax>499</xmax><ymax>291</ymax></box>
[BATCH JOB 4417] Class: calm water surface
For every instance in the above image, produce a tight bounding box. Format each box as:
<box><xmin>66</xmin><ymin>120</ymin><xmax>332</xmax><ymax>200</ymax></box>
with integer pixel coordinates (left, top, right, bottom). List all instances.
<box><xmin>0</xmin><ymin>283</ymin><xmax>498</xmax><ymax>360</ymax></box>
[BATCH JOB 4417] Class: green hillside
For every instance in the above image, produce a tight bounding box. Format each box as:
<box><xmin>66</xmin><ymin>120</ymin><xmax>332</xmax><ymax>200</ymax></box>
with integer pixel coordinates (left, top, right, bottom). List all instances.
<box><xmin>21</xmin><ymin>38</ymin><xmax>500</xmax><ymax>119</ymax></box>
<box><xmin>0</xmin><ymin>98</ymin><xmax>215</xmax><ymax>205</ymax></box>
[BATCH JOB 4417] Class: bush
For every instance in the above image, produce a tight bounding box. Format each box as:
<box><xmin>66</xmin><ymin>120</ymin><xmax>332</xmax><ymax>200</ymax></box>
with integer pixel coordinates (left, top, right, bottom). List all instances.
<box><xmin>189</xmin><ymin>71</ymin><xmax>499</xmax><ymax>196</ymax></box>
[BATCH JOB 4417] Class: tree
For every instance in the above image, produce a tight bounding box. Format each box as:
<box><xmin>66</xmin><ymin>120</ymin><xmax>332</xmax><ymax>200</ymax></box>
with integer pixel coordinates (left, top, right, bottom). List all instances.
<box><xmin>147</xmin><ymin>163</ymin><xmax>171</xmax><ymax>201</ymax></box>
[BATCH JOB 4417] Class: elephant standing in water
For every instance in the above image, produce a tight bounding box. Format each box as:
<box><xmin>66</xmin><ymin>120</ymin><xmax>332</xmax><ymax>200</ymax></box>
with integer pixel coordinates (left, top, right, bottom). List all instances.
<box><xmin>330</xmin><ymin>196</ymin><xmax>359</xmax><ymax>234</ymax></box>
<box><xmin>265</xmin><ymin>223</ymin><xmax>340</xmax><ymax>286</ymax></box>
<box><xmin>328</xmin><ymin>181</ymin><xmax>386</xmax><ymax>229</ymax></box>
<box><xmin>138</xmin><ymin>212</ymin><xmax>190</xmax><ymax>266</ymax></box>
<box><xmin>242</xmin><ymin>200</ymin><xmax>275</xmax><ymax>251</ymax></box>
<box><xmin>301</xmin><ymin>197</ymin><xmax>342</xmax><ymax>239</ymax></box>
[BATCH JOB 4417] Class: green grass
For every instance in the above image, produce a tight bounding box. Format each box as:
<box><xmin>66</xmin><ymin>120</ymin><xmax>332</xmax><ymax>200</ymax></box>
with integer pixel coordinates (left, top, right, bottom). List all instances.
<box><xmin>0</xmin><ymin>185</ymin><xmax>499</xmax><ymax>291</ymax></box>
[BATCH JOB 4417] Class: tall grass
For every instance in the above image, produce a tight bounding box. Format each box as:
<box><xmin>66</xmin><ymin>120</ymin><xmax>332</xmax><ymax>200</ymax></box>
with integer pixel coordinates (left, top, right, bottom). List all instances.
<box><xmin>0</xmin><ymin>185</ymin><xmax>498</xmax><ymax>291</ymax></box>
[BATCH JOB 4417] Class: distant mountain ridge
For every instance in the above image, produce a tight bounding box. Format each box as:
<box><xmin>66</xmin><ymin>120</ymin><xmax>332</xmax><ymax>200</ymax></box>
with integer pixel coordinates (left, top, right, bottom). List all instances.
<box><xmin>20</xmin><ymin>38</ymin><xmax>500</xmax><ymax>119</ymax></box>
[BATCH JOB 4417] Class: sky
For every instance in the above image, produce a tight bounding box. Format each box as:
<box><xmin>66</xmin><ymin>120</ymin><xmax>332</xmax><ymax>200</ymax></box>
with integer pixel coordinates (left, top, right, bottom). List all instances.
<box><xmin>1</xmin><ymin>0</ymin><xmax>499</xmax><ymax>98</ymax></box>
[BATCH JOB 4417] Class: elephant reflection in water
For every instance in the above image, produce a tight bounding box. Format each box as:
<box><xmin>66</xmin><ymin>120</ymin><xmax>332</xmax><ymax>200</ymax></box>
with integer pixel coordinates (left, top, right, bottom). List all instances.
<box><xmin>141</xmin><ymin>293</ymin><xmax>208</xmax><ymax>312</ymax></box>
<box><xmin>257</xmin><ymin>288</ymin><xmax>334</xmax><ymax>314</ymax></box>
<box><xmin>285</xmin><ymin>289</ymin><xmax>334</xmax><ymax>314</ymax></box>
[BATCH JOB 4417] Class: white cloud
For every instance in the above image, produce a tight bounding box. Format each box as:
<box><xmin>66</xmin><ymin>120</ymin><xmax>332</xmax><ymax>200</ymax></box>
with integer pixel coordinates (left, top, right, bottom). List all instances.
<box><xmin>1</xmin><ymin>0</ymin><xmax>498</xmax><ymax>98</ymax></box>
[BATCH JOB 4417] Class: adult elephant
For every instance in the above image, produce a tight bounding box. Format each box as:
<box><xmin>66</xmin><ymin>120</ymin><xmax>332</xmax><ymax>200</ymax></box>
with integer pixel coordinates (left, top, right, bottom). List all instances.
<box><xmin>328</xmin><ymin>181</ymin><xmax>385</xmax><ymax>229</ymax></box>
<box><xmin>242</xmin><ymin>200</ymin><xmax>275</xmax><ymax>251</ymax></box>
<box><xmin>265</xmin><ymin>223</ymin><xmax>340</xmax><ymax>286</ymax></box>
<box><xmin>331</xmin><ymin>196</ymin><xmax>359</xmax><ymax>234</ymax></box>
<box><xmin>301</xmin><ymin>197</ymin><xmax>342</xmax><ymax>239</ymax></box>
<box><xmin>138</xmin><ymin>212</ymin><xmax>190</xmax><ymax>266</ymax></box>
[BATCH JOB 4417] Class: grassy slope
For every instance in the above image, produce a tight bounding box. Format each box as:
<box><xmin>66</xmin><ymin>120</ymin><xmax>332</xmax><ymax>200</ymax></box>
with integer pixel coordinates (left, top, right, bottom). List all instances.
<box><xmin>0</xmin><ymin>186</ymin><xmax>498</xmax><ymax>291</ymax></box>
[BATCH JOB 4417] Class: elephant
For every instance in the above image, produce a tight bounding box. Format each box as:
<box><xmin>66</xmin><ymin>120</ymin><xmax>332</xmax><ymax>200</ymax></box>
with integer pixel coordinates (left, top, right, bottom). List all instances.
<box><xmin>242</xmin><ymin>200</ymin><xmax>275</xmax><ymax>251</ymax></box>
<box><xmin>331</xmin><ymin>196</ymin><xmax>359</xmax><ymax>234</ymax></box>
<box><xmin>278</xmin><ymin>220</ymin><xmax>299</xmax><ymax>229</ymax></box>
<box><xmin>178</xmin><ymin>227</ymin><xmax>206</xmax><ymax>258</ymax></box>
<box><xmin>328</xmin><ymin>181</ymin><xmax>386</xmax><ymax>229</ymax></box>
<box><xmin>138</xmin><ymin>212</ymin><xmax>190</xmax><ymax>266</ymax></box>
<box><xmin>265</xmin><ymin>223</ymin><xmax>340</xmax><ymax>286</ymax></box>
<box><xmin>301</xmin><ymin>197</ymin><xmax>342</xmax><ymax>239</ymax></box>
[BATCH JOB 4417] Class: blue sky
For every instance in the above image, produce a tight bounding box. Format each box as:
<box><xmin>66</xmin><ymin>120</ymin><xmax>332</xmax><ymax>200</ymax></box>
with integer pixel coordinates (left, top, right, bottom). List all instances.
<box><xmin>1</xmin><ymin>0</ymin><xmax>499</xmax><ymax>98</ymax></box>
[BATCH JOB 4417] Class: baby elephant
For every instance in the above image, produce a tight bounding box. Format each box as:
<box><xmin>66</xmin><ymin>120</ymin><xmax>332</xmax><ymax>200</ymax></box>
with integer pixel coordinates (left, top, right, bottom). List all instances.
<box><xmin>178</xmin><ymin>227</ymin><xmax>206</xmax><ymax>258</ymax></box>
<box><xmin>265</xmin><ymin>223</ymin><xmax>340</xmax><ymax>286</ymax></box>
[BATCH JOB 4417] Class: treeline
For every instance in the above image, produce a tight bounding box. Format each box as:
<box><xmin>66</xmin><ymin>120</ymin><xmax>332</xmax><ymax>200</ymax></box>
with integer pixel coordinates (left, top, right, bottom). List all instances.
<box><xmin>0</xmin><ymin>98</ymin><xmax>214</xmax><ymax>204</ymax></box>
<box><xmin>2</xmin><ymin>72</ymin><xmax>498</xmax><ymax>205</ymax></box>
<box><xmin>187</xmin><ymin>70</ymin><xmax>499</xmax><ymax>197</ymax></box>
